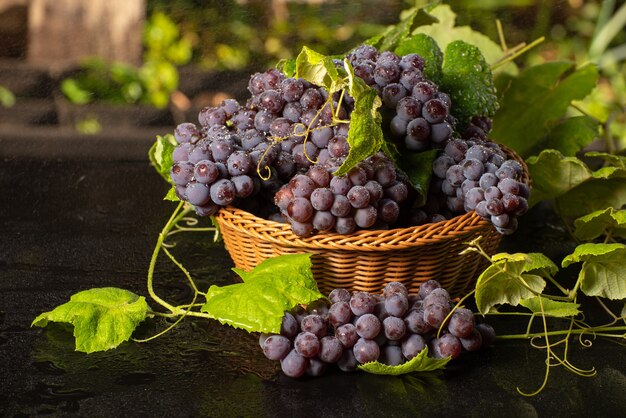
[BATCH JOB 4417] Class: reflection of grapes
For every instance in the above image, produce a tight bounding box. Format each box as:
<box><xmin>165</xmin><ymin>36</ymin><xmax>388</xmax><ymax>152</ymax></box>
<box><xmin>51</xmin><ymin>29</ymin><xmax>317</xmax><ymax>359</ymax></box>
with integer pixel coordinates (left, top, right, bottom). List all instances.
<box><xmin>259</xmin><ymin>280</ymin><xmax>496</xmax><ymax>378</ymax></box>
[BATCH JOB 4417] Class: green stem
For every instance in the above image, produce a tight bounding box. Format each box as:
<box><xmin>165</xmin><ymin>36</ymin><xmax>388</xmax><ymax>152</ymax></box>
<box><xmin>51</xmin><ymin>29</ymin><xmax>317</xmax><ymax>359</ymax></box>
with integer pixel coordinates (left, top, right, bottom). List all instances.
<box><xmin>497</xmin><ymin>325</ymin><xmax>626</xmax><ymax>340</ymax></box>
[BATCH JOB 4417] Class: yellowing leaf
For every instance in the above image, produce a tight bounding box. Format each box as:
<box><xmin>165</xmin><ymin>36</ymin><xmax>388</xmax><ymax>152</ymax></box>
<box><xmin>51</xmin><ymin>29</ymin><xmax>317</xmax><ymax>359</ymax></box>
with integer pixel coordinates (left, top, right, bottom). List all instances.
<box><xmin>519</xmin><ymin>296</ymin><xmax>580</xmax><ymax>317</ymax></box>
<box><xmin>562</xmin><ymin>243</ymin><xmax>626</xmax><ymax>300</ymax></box>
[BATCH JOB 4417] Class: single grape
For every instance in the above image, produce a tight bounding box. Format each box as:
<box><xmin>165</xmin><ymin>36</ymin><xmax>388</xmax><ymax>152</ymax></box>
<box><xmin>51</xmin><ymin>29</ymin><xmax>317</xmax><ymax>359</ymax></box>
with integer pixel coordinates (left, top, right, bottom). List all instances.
<box><xmin>379</xmin><ymin>345</ymin><xmax>405</xmax><ymax>366</ymax></box>
<box><xmin>433</xmin><ymin>334</ymin><xmax>462</xmax><ymax>359</ymax></box>
<box><xmin>294</xmin><ymin>331</ymin><xmax>320</xmax><ymax>358</ymax></box>
<box><xmin>350</xmin><ymin>292</ymin><xmax>377</xmax><ymax>316</ymax></box>
<box><xmin>170</xmin><ymin>162</ymin><xmax>194</xmax><ymax>185</ymax></box>
<box><xmin>289</xmin><ymin>174</ymin><xmax>316</xmax><ymax>198</ymax></box>
<box><xmin>423</xmin><ymin>302</ymin><xmax>450</xmax><ymax>328</ymax></box>
<box><xmin>318</xmin><ymin>336</ymin><xmax>344</xmax><ymax>363</ymax></box>
<box><xmin>335</xmin><ymin>323</ymin><xmax>359</xmax><ymax>348</ymax></box>
<box><xmin>476</xmin><ymin>322</ymin><xmax>496</xmax><ymax>346</ymax></box>
<box><xmin>174</xmin><ymin>122</ymin><xmax>201</xmax><ymax>144</ymax></box>
<box><xmin>280</xmin><ymin>312</ymin><xmax>299</xmax><ymax>338</ymax></box>
<box><xmin>210</xmin><ymin>179</ymin><xmax>236</xmax><ymax>206</ymax></box>
<box><xmin>448</xmin><ymin>308</ymin><xmax>475</xmax><ymax>338</ymax></box>
<box><xmin>262</xmin><ymin>335</ymin><xmax>292</xmax><ymax>361</ymax></box>
<box><xmin>355</xmin><ymin>313</ymin><xmax>381</xmax><ymax>339</ymax></box>
<box><xmin>300</xmin><ymin>314</ymin><xmax>327</xmax><ymax>339</ymax></box>
<box><xmin>281</xmin><ymin>349</ymin><xmax>307</xmax><ymax>378</ymax></box>
<box><xmin>354</xmin><ymin>206</ymin><xmax>378</xmax><ymax>228</ymax></box>
<box><xmin>459</xmin><ymin>329</ymin><xmax>483</xmax><ymax>352</ymax></box>
<box><xmin>186</xmin><ymin>182</ymin><xmax>211</xmax><ymax>206</ymax></box>
<box><xmin>401</xmin><ymin>333</ymin><xmax>426</xmax><ymax>360</ymax></box>
<box><xmin>334</xmin><ymin>216</ymin><xmax>356</xmax><ymax>234</ymax></box>
<box><xmin>347</xmin><ymin>186</ymin><xmax>371</xmax><ymax>209</ymax></box>
<box><xmin>353</xmin><ymin>338</ymin><xmax>380</xmax><ymax>363</ymax></box>
<box><xmin>384</xmin><ymin>293</ymin><xmax>409</xmax><ymax>317</ymax></box>
<box><xmin>337</xmin><ymin>348</ymin><xmax>359</xmax><ymax>372</ymax></box>
<box><xmin>329</xmin><ymin>288</ymin><xmax>351</xmax><ymax>304</ymax></box>
<box><xmin>312</xmin><ymin>211</ymin><xmax>336</xmax><ymax>232</ymax></box>
<box><xmin>287</xmin><ymin>197</ymin><xmax>314</xmax><ymax>223</ymax></box>
<box><xmin>382</xmin><ymin>316</ymin><xmax>406</xmax><ymax>341</ymax></box>
<box><xmin>403</xmin><ymin>308</ymin><xmax>433</xmax><ymax>334</ymax></box>
<box><xmin>328</xmin><ymin>301</ymin><xmax>352</xmax><ymax>327</ymax></box>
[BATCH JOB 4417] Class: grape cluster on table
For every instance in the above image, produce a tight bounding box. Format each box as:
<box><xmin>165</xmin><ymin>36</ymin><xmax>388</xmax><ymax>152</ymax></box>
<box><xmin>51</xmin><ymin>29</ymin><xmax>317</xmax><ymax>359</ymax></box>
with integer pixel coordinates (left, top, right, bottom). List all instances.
<box><xmin>259</xmin><ymin>280</ymin><xmax>496</xmax><ymax>378</ymax></box>
<box><xmin>168</xmin><ymin>44</ymin><xmax>529</xmax><ymax>236</ymax></box>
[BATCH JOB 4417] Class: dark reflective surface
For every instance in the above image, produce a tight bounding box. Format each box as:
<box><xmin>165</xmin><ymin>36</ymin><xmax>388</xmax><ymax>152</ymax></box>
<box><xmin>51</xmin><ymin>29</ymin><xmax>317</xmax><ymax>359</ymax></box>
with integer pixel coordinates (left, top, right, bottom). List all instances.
<box><xmin>1</xmin><ymin>155</ymin><xmax>625</xmax><ymax>417</ymax></box>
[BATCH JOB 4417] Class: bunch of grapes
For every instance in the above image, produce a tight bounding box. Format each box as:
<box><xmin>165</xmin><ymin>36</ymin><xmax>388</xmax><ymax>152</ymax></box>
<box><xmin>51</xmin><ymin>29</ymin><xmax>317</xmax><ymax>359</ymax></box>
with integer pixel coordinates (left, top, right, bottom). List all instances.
<box><xmin>259</xmin><ymin>280</ymin><xmax>495</xmax><ymax>378</ymax></box>
<box><xmin>431</xmin><ymin>137</ymin><xmax>530</xmax><ymax>234</ymax></box>
<box><xmin>347</xmin><ymin>45</ymin><xmax>456</xmax><ymax>151</ymax></box>
<box><xmin>273</xmin><ymin>152</ymin><xmax>411</xmax><ymax>236</ymax></box>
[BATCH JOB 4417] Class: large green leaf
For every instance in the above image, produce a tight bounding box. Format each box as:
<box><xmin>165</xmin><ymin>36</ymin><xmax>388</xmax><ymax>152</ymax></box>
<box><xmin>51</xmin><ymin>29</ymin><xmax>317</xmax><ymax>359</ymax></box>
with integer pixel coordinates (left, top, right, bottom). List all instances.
<box><xmin>526</xmin><ymin>149</ymin><xmax>592</xmax><ymax>205</ymax></box>
<box><xmin>334</xmin><ymin>60</ymin><xmax>384</xmax><ymax>176</ymax></box>
<box><xmin>556</xmin><ymin>178</ymin><xmax>626</xmax><ymax>220</ymax></box>
<box><xmin>573</xmin><ymin>208</ymin><xmax>626</xmax><ymax>241</ymax></box>
<box><xmin>295</xmin><ymin>46</ymin><xmax>341</xmax><ymax>92</ymax></box>
<box><xmin>201</xmin><ymin>254</ymin><xmax>324</xmax><ymax>334</ymax></box>
<box><xmin>475</xmin><ymin>253</ymin><xmax>547</xmax><ymax>314</ymax></box>
<box><xmin>562</xmin><ymin>243</ymin><xmax>626</xmax><ymax>300</ymax></box>
<box><xmin>367</xmin><ymin>7</ymin><xmax>438</xmax><ymax>52</ymax></box>
<box><xmin>519</xmin><ymin>296</ymin><xmax>581</xmax><ymax>317</ymax></box>
<box><xmin>413</xmin><ymin>4</ymin><xmax>517</xmax><ymax>75</ymax></box>
<box><xmin>32</xmin><ymin>288</ymin><xmax>150</xmax><ymax>353</ymax></box>
<box><xmin>397</xmin><ymin>149</ymin><xmax>438</xmax><ymax>206</ymax></box>
<box><xmin>358</xmin><ymin>347</ymin><xmax>449</xmax><ymax>375</ymax></box>
<box><xmin>491</xmin><ymin>62</ymin><xmax>599</xmax><ymax>157</ymax></box>
<box><xmin>529</xmin><ymin>116</ymin><xmax>599</xmax><ymax>157</ymax></box>
<box><xmin>440</xmin><ymin>40</ymin><xmax>498</xmax><ymax>125</ymax></box>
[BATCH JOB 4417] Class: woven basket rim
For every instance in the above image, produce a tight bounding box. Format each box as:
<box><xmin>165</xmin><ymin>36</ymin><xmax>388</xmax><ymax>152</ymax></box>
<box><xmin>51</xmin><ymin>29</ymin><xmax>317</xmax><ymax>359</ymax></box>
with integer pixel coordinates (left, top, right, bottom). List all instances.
<box><xmin>214</xmin><ymin>205</ymin><xmax>494</xmax><ymax>251</ymax></box>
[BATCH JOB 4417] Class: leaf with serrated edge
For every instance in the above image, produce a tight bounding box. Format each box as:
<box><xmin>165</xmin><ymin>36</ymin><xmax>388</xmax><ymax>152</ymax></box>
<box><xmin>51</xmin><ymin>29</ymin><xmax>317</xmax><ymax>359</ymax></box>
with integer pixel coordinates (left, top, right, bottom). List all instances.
<box><xmin>493</xmin><ymin>252</ymin><xmax>558</xmax><ymax>276</ymax></box>
<box><xmin>295</xmin><ymin>46</ymin><xmax>341</xmax><ymax>92</ymax></box>
<box><xmin>411</xmin><ymin>5</ymin><xmax>516</xmax><ymax>76</ymax></box>
<box><xmin>334</xmin><ymin>60</ymin><xmax>384</xmax><ymax>176</ymax></box>
<box><xmin>276</xmin><ymin>58</ymin><xmax>296</xmax><ymax>78</ymax></box>
<box><xmin>475</xmin><ymin>254</ymin><xmax>546</xmax><ymax>314</ymax></box>
<box><xmin>519</xmin><ymin>296</ymin><xmax>580</xmax><ymax>318</ymax></box>
<box><xmin>585</xmin><ymin>151</ymin><xmax>626</xmax><ymax>168</ymax></box>
<box><xmin>526</xmin><ymin>149</ymin><xmax>592</xmax><ymax>205</ymax></box>
<box><xmin>149</xmin><ymin>134</ymin><xmax>177</xmax><ymax>183</ymax></box>
<box><xmin>574</xmin><ymin>208</ymin><xmax>615</xmax><ymax>241</ymax></box>
<box><xmin>359</xmin><ymin>347</ymin><xmax>449</xmax><ymax>375</ymax></box>
<box><xmin>201</xmin><ymin>254</ymin><xmax>324</xmax><ymax>334</ymax></box>
<box><xmin>397</xmin><ymin>149</ymin><xmax>437</xmax><ymax>206</ymax></box>
<box><xmin>492</xmin><ymin>62</ymin><xmax>599</xmax><ymax>157</ymax></box>
<box><xmin>164</xmin><ymin>186</ymin><xmax>179</xmax><ymax>202</ymax></box>
<box><xmin>562</xmin><ymin>243</ymin><xmax>626</xmax><ymax>300</ymax></box>
<box><xmin>368</xmin><ymin>7</ymin><xmax>438</xmax><ymax>52</ymax></box>
<box><xmin>441</xmin><ymin>40</ymin><xmax>498</xmax><ymax>125</ymax></box>
<box><xmin>556</xmin><ymin>178</ymin><xmax>626</xmax><ymax>220</ymax></box>
<box><xmin>530</xmin><ymin>116</ymin><xmax>599</xmax><ymax>157</ymax></box>
<box><xmin>31</xmin><ymin>288</ymin><xmax>150</xmax><ymax>353</ymax></box>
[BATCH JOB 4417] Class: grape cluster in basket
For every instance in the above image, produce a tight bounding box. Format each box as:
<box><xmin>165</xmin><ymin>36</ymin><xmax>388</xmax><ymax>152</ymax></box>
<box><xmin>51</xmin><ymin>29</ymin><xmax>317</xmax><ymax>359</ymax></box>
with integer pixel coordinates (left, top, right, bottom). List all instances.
<box><xmin>168</xmin><ymin>44</ymin><xmax>529</xmax><ymax>235</ymax></box>
<box><xmin>259</xmin><ymin>280</ymin><xmax>495</xmax><ymax>378</ymax></box>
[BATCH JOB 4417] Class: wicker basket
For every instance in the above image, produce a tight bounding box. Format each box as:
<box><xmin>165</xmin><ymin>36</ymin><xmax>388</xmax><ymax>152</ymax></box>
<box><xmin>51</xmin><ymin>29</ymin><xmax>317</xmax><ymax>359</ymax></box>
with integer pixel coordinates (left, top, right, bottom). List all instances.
<box><xmin>214</xmin><ymin>147</ymin><xmax>528</xmax><ymax>297</ymax></box>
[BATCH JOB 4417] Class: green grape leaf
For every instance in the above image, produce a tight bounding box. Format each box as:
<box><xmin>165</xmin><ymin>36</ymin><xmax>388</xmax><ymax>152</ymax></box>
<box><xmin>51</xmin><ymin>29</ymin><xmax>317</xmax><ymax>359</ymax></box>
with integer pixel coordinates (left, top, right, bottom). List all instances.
<box><xmin>368</xmin><ymin>7</ymin><xmax>438</xmax><ymax>52</ymax></box>
<box><xmin>149</xmin><ymin>134</ymin><xmax>177</xmax><ymax>184</ymax></box>
<box><xmin>164</xmin><ymin>186</ymin><xmax>179</xmax><ymax>201</ymax></box>
<box><xmin>395</xmin><ymin>33</ymin><xmax>443</xmax><ymax>83</ymax></box>
<box><xmin>519</xmin><ymin>296</ymin><xmax>581</xmax><ymax>318</ymax></box>
<box><xmin>397</xmin><ymin>149</ymin><xmax>438</xmax><ymax>206</ymax></box>
<box><xmin>475</xmin><ymin>253</ymin><xmax>547</xmax><ymax>314</ymax></box>
<box><xmin>295</xmin><ymin>46</ymin><xmax>342</xmax><ymax>92</ymax></box>
<box><xmin>556</xmin><ymin>178</ymin><xmax>626</xmax><ymax>220</ymax></box>
<box><xmin>585</xmin><ymin>151</ymin><xmax>626</xmax><ymax>168</ymax></box>
<box><xmin>358</xmin><ymin>347</ymin><xmax>449</xmax><ymax>375</ymax></box>
<box><xmin>31</xmin><ymin>288</ymin><xmax>150</xmax><ymax>353</ymax></box>
<box><xmin>440</xmin><ymin>40</ymin><xmax>498</xmax><ymax>125</ymax></box>
<box><xmin>529</xmin><ymin>116</ymin><xmax>599</xmax><ymax>157</ymax></box>
<box><xmin>334</xmin><ymin>60</ymin><xmax>384</xmax><ymax>176</ymax></box>
<box><xmin>492</xmin><ymin>252</ymin><xmax>559</xmax><ymax>277</ymax></box>
<box><xmin>413</xmin><ymin>4</ymin><xmax>517</xmax><ymax>75</ymax></box>
<box><xmin>573</xmin><ymin>208</ymin><xmax>625</xmax><ymax>241</ymax></box>
<box><xmin>201</xmin><ymin>254</ymin><xmax>324</xmax><ymax>334</ymax></box>
<box><xmin>526</xmin><ymin>149</ymin><xmax>592</xmax><ymax>205</ymax></box>
<box><xmin>562</xmin><ymin>243</ymin><xmax>626</xmax><ymax>300</ymax></box>
<box><xmin>276</xmin><ymin>58</ymin><xmax>296</xmax><ymax>78</ymax></box>
<box><xmin>491</xmin><ymin>62</ymin><xmax>599</xmax><ymax>157</ymax></box>
<box><xmin>621</xmin><ymin>304</ymin><xmax>626</xmax><ymax>320</ymax></box>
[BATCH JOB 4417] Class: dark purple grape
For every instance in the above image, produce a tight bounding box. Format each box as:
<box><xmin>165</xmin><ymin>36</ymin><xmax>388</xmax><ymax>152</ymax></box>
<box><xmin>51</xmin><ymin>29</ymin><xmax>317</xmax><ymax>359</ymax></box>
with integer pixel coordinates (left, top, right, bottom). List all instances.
<box><xmin>170</xmin><ymin>162</ymin><xmax>194</xmax><ymax>185</ymax></box>
<box><xmin>231</xmin><ymin>175</ymin><xmax>254</xmax><ymax>198</ymax></box>
<box><xmin>205</xmin><ymin>178</ymin><xmax>235</xmax><ymax>206</ymax></box>
<box><xmin>379</xmin><ymin>345</ymin><xmax>405</xmax><ymax>366</ymax></box>
<box><xmin>354</xmin><ymin>206</ymin><xmax>377</xmax><ymax>228</ymax></box>
<box><xmin>287</xmin><ymin>197</ymin><xmax>314</xmax><ymax>223</ymax></box>
<box><xmin>422</xmin><ymin>99</ymin><xmax>448</xmax><ymax>123</ymax></box>
<box><xmin>301</xmin><ymin>314</ymin><xmax>327</xmax><ymax>339</ymax></box>
<box><xmin>403</xmin><ymin>308</ymin><xmax>433</xmax><ymax>334</ymax></box>
<box><xmin>329</xmin><ymin>288</ymin><xmax>351</xmax><ymax>304</ymax></box>
<box><xmin>353</xmin><ymin>338</ymin><xmax>380</xmax><ymax>363</ymax></box>
<box><xmin>382</xmin><ymin>316</ymin><xmax>406</xmax><ymax>340</ymax></box>
<box><xmin>401</xmin><ymin>333</ymin><xmax>426</xmax><ymax>360</ymax></box>
<box><xmin>330</xmin><ymin>195</ymin><xmax>351</xmax><ymax>217</ymax></box>
<box><xmin>281</xmin><ymin>349</ymin><xmax>307</xmax><ymax>377</ymax></box>
<box><xmin>312</xmin><ymin>211</ymin><xmax>335</xmax><ymax>232</ymax></box>
<box><xmin>280</xmin><ymin>312</ymin><xmax>299</xmax><ymax>338</ymax></box>
<box><xmin>355</xmin><ymin>314</ymin><xmax>381</xmax><ymax>339</ymax></box>
<box><xmin>174</xmin><ymin>122</ymin><xmax>201</xmax><ymax>144</ymax></box>
<box><xmin>448</xmin><ymin>308</ymin><xmax>475</xmax><ymax>338</ymax></box>
<box><xmin>294</xmin><ymin>331</ymin><xmax>320</xmax><ymax>358</ymax></box>
<box><xmin>335</xmin><ymin>217</ymin><xmax>356</xmax><ymax>234</ymax></box>
<box><xmin>337</xmin><ymin>348</ymin><xmax>358</xmax><ymax>372</ymax></box>
<box><xmin>335</xmin><ymin>323</ymin><xmax>359</xmax><ymax>348</ymax></box>
<box><xmin>384</xmin><ymin>293</ymin><xmax>409</xmax><ymax>317</ymax></box>
<box><xmin>432</xmin><ymin>334</ymin><xmax>462</xmax><ymax>359</ymax></box>
<box><xmin>350</xmin><ymin>292</ymin><xmax>377</xmax><ymax>316</ymax></box>
<box><xmin>186</xmin><ymin>182</ymin><xmax>211</xmax><ymax>206</ymax></box>
<box><xmin>460</xmin><ymin>329</ymin><xmax>483</xmax><ymax>352</ymax></box>
<box><xmin>262</xmin><ymin>335</ymin><xmax>291</xmax><ymax>360</ymax></box>
<box><xmin>318</xmin><ymin>336</ymin><xmax>343</xmax><ymax>363</ymax></box>
<box><xmin>289</xmin><ymin>174</ymin><xmax>316</xmax><ymax>198</ymax></box>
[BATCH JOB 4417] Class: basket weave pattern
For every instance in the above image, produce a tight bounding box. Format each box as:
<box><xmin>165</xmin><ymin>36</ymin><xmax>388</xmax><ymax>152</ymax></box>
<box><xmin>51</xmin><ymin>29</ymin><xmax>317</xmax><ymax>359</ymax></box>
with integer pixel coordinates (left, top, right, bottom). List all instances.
<box><xmin>214</xmin><ymin>147</ymin><xmax>528</xmax><ymax>296</ymax></box>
